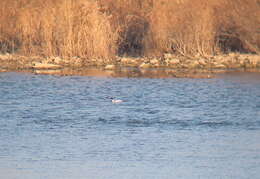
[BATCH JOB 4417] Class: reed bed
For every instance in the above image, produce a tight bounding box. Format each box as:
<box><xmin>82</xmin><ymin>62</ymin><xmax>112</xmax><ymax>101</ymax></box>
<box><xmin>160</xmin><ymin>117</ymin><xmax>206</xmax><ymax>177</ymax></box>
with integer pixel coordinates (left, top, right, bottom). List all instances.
<box><xmin>0</xmin><ymin>0</ymin><xmax>117</xmax><ymax>59</ymax></box>
<box><xmin>0</xmin><ymin>0</ymin><xmax>259</xmax><ymax>59</ymax></box>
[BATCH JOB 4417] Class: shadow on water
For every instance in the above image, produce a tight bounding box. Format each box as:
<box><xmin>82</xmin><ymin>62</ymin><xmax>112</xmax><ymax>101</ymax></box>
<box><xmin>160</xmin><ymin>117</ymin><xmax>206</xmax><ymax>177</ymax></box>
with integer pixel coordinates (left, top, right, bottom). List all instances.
<box><xmin>96</xmin><ymin>116</ymin><xmax>260</xmax><ymax>130</ymax></box>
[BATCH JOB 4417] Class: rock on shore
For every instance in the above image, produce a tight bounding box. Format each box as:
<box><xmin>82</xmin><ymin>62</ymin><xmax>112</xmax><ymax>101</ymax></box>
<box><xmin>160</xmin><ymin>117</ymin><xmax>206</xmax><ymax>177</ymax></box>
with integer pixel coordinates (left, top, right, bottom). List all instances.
<box><xmin>32</xmin><ymin>62</ymin><xmax>61</xmax><ymax>70</ymax></box>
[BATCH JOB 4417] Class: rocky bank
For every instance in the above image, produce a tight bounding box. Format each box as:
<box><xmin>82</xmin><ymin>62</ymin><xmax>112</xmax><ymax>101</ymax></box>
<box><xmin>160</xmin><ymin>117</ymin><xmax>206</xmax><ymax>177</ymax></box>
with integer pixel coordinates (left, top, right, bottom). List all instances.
<box><xmin>0</xmin><ymin>53</ymin><xmax>260</xmax><ymax>78</ymax></box>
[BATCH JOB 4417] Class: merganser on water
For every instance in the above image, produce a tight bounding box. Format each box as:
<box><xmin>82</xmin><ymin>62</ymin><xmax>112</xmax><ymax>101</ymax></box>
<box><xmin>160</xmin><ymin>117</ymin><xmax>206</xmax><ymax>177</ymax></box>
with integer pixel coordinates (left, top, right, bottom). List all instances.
<box><xmin>108</xmin><ymin>97</ymin><xmax>123</xmax><ymax>103</ymax></box>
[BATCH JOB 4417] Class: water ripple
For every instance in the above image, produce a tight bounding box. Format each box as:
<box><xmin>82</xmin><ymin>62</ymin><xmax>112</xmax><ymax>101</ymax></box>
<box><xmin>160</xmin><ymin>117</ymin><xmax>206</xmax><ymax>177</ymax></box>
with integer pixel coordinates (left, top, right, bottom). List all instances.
<box><xmin>0</xmin><ymin>72</ymin><xmax>260</xmax><ymax>179</ymax></box>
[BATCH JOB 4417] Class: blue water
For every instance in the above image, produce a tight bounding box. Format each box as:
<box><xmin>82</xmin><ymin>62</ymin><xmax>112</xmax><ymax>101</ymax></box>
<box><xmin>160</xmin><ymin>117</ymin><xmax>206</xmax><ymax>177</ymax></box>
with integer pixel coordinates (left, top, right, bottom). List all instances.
<box><xmin>0</xmin><ymin>72</ymin><xmax>260</xmax><ymax>179</ymax></box>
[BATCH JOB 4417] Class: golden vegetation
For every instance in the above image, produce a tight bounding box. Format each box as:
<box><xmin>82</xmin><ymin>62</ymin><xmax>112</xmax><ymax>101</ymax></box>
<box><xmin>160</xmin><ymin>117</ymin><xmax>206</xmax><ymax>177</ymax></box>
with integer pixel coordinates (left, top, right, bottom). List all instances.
<box><xmin>0</xmin><ymin>0</ymin><xmax>259</xmax><ymax>59</ymax></box>
<box><xmin>0</xmin><ymin>0</ymin><xmax>117</xmax><ymax>59</ymax></box>
<box><xmin>147</xmin><ymin>0</ymin><xmax>260</xmax><ymax>56</ymax></box>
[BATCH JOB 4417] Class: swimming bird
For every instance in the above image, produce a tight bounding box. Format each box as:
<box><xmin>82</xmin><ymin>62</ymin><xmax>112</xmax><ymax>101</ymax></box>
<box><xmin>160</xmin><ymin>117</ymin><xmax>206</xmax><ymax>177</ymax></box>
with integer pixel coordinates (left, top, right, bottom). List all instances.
<box><xmin>108</xmin><ymin>97</ymin><xmax>123</xmax><ymax>104</ymax></box>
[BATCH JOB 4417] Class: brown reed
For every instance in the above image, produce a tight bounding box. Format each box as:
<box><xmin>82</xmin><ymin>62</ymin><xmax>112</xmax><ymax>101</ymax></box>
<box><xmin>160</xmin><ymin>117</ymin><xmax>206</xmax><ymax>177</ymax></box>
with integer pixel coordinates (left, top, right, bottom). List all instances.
<box><xmin>0</xmin><ymin>0</ymin><xmax>259</xmax><ymax>59</ymax></box>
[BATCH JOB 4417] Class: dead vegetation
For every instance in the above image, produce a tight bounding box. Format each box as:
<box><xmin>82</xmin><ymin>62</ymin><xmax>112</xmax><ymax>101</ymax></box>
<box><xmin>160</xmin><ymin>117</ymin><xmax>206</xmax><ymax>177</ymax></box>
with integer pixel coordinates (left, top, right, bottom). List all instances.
<box><xmin>0</xmin><ymin>0</ymin><xmax>259</xmax><ymax>59</ymax></box>
<box><xmin>0</xmin><ymin>0</ymin><xmax>117</xmax><ymax>60</ymax></box>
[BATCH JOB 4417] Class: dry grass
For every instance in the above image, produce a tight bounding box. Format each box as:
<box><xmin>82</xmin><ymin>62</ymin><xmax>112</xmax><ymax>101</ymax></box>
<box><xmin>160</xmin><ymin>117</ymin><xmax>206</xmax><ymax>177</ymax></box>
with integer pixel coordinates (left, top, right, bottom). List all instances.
<box><xmin>0</xmin><ymin>0</ymin><xmax>117</xmax><ymax>59</ymax></box>
<box><xmin>147</xmin><ymin>0</ymin><xmax>260</xmax><ymax>56</ymax></box>
<box><xmin>0</xmin><ymin>0</ymin><xmax>259</xmax><ymax>59</ymax></box>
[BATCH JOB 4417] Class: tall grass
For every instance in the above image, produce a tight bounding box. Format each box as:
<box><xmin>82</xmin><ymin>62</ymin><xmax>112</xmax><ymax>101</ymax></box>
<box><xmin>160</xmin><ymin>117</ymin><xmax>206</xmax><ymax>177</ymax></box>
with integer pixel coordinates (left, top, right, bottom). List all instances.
<box><xmin>0</xmin><ymin>0</ymin><xmax>117</xmax><ymax>59</ymax></box>
<box><xmin>147</xmin><ymin>0</ymin><xmax>260</xmax><ymax>56</ymax></box>
<box><xmin>0</xmin><ymin>0</ymin><xmax>259</xmax><ymax>59</ymax></box>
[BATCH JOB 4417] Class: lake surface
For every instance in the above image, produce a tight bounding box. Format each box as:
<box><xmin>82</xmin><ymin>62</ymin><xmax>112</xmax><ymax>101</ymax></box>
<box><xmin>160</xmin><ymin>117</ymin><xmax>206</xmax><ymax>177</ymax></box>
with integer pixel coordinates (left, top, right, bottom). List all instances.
<box><xmin>0</xmin><ymin>72</ymin><xmax>260</xmax><ymax>179</ymax></box>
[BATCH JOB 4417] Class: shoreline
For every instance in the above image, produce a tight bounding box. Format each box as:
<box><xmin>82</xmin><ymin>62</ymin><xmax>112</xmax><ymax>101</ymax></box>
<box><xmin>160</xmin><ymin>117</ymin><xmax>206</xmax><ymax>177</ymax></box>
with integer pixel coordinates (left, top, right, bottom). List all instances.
<box><xmin>0</xmin><ymin>53</ymin><xmax>260</xmax><ymax>78</ymax></box>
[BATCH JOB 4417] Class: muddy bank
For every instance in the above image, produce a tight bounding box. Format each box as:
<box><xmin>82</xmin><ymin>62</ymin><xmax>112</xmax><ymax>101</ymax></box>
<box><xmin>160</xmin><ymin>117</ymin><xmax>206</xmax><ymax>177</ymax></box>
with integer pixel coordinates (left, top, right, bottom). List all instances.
<box><xmin>0</xmin><ymin>53</ymin><xmax>260</xmax><ymax>78</ymax></box>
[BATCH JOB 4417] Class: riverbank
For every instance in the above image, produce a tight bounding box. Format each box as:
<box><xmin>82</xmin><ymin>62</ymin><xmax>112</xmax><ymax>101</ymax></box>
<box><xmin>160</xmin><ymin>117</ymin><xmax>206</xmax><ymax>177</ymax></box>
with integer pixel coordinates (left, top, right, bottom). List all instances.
<box><xmin>0</xmin><ymin>53</ymin><xmax>260</xmax><ymax>78</ymax></box>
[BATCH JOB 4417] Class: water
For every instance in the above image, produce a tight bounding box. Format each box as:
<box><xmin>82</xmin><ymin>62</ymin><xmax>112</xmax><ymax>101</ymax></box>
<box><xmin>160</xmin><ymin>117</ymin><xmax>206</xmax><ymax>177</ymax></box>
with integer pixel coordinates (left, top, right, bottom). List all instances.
<box><xmin>0</xmin><ymin>72</ymin><xmax>260</xmax><ymax>179</ymax></box>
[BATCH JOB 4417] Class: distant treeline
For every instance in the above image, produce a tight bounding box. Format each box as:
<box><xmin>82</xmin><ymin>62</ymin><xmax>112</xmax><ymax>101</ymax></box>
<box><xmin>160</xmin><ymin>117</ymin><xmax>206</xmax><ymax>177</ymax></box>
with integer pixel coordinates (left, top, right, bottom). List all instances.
<box><xmin>0</xmin><ymin>0</ymin><xmax>259</xmax><ymax>59</ymax></box>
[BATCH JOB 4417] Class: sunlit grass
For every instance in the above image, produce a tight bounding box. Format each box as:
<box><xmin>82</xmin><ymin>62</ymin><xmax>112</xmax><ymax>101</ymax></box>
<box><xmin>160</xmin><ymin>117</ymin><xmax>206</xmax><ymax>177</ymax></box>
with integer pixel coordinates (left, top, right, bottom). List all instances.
<box><xmin>0</xmin><ymin>0</ymin><xmax>259</xmax><ymax>59</ymax></box>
